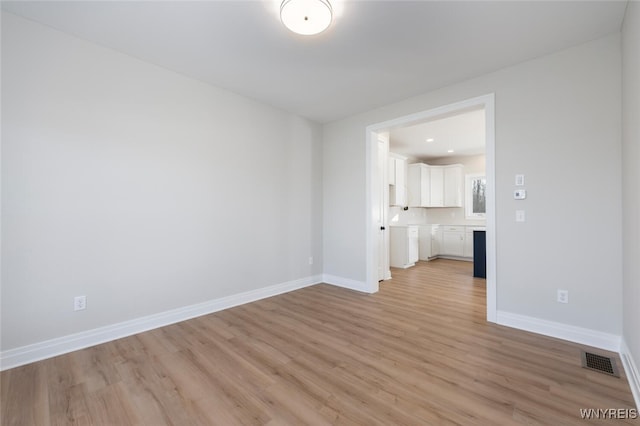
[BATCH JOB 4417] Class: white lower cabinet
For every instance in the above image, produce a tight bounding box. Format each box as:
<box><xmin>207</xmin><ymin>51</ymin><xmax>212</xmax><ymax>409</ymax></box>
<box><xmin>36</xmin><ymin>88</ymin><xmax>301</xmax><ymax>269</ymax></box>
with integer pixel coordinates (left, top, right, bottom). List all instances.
<box><xmin>431</xmin><ymin>225</ymin><xmax>441</xmax><ymax>257</ymax></box>
<box><xmin>418</xmin><ymin>226</ymin><xmax>432</xmax><ymax>260</ymax></box>
<box><xmin>463</xmin><ymin>228</ymin><xmax>474</xmax><ymax>258</ymax></box>
<box><xmin>390</xmin><ymin>226</ymin><xmax>419</xmax><ymax>268</ymax></box>
<box><xmin>437</xmin><ymin>225</ymin><xmax>484</xmax><ymax>259</ymax></box>
<box><xmin>393</xmin><ymin>224</ymin><xmax>482</xmax><ymax>269</ymax></box>
<box><xmin>442</xmin><ymin>226</ymin><xmax>465</xmax><ymax>257</ymax></box>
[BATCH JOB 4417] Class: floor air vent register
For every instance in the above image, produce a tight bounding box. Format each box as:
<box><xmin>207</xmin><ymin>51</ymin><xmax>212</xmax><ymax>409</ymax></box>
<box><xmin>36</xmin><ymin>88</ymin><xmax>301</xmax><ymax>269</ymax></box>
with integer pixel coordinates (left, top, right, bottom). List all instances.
<box><xmin>581</xmin><ymin>351</ymin><xmax>620</xmax><ymax>377</ymax></box>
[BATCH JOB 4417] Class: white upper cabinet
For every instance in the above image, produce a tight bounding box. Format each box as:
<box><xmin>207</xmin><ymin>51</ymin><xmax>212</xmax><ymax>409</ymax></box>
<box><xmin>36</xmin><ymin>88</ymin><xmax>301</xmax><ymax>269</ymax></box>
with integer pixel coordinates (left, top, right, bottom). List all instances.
<box><xmin>389</xmin><ymin>153</ymin><xmax>407</xmax><ymax>206</ymax></box>
<box><xmin>443</xmin><ymin>165</ymin><xmax>463</xmax><ymax>207</ymax></box>
<box><xmin>388</xmin><ymin>158</ymin><xmax>396</xmax><ymax>185</ymax></box>
<box><xmin>408</xmin><ymin>163</ymin><xmax>430</xmax><ymax>207</ymax></box>
<box><xmin>407</xmin><ymin>163</ymin><xmax>463</xmax><ymax>208</ymax></box>
<box><xmin>429</xmin><ymin>166</ymin><xmax>444</xmax><ymax>207</ymax></box>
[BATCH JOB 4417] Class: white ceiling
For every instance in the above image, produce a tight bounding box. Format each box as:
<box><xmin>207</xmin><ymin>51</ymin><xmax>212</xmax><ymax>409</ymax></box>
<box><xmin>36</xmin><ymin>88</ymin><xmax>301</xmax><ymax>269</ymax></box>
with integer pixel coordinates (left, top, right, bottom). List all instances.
<box><xmin>1</xmin><ymin>0</ymin><xmax>628</xmax><ymax>124</ymax></box>
<box><xmin>389</xmin><ymin>108</ymin><xmax>485</xmax><ymax>161</ymax></box>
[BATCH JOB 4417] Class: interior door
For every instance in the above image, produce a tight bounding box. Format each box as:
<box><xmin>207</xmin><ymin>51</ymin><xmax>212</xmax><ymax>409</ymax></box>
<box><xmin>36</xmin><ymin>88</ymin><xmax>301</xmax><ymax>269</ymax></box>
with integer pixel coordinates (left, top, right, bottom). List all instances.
<box><xmin>376</xmin><ymin>136</ymin><xmax>388</xmax><ymax>281</ymax></box>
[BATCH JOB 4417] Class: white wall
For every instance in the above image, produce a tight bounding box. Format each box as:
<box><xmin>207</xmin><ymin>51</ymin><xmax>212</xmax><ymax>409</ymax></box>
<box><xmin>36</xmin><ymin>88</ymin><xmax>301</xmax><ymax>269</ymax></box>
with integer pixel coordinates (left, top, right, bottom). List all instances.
<box><xmin>323</xmin><ymin>34</ymin><xmax>622</xmax><ymax>334</ymax></box>
<box><xmin>1</xmin><ymin>13</ymin><xmax>323</xmax><ymax>351</ymax></box>
<box><xmin>622</xmin><ymin>0</ymin><xmax>640</xmax><ymax>403</ymax></box>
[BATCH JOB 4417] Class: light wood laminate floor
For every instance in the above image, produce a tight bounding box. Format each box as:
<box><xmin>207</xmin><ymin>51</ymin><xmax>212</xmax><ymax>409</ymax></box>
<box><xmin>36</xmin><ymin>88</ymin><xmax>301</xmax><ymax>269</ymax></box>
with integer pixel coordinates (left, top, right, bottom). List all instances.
<box><xmin>1</xmin><ymin>259</ymin><xmax>637</xmax><ymax>425</ymax></box>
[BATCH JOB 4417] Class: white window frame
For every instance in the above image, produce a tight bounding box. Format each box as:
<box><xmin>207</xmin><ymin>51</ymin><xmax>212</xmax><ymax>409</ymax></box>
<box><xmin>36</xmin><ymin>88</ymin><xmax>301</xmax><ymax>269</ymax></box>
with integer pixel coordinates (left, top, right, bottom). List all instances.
<box><xmin>465</xmin><ymin>173</ymin><xmax>486</xmax><ymax>219</ymax></box>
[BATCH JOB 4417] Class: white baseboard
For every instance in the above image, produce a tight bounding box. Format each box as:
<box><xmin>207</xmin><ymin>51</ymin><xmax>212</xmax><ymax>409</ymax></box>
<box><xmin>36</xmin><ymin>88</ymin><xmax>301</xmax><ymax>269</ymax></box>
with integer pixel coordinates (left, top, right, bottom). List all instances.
<box><xmin>393</xmin><ymin>263</ymin><xmax>416</xmax><ymax>269</ymax></box>
<box><xmin>433</xmin><ymin>255</ymin><xmax>473</xmax><ymax>263</ymax></box>
<box><xmin>621</xmin><ymin>339</ymin><xmax>640</xmax><ymax>410</ymax></box>
<box><xmin>322</xmin><ymin>274</ymin><xmax>374</xmax><ymax>293</ymax></box>
<box><xmin>0</xmin><ymin>275</ymin><xmax>322</xmax><ymax>371</ymax></box>
<box><xmin>496</xmin><ymin>311</ymin><xmax>621</xmax><ymax>352</ymax></box>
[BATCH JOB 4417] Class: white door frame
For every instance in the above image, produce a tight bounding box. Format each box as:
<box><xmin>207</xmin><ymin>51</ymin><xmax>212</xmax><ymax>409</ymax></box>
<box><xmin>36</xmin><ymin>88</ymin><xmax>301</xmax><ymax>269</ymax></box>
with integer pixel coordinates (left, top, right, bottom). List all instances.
<box><xmin>365</xmin><ymin>94</ymin><xmax>497</xmax><ymax>322</ymax></box>
<box><xmin>376</xmin><ymin>133</ymin><xmax>391</xmax><ymax>281</ymax></box>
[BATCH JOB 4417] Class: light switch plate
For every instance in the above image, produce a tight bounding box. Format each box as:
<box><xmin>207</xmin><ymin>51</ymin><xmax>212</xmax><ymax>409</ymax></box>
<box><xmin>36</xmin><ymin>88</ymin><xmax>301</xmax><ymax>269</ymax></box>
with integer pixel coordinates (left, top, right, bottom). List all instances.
<box><xmin>514</xmin><ymin>189</ymin><xmax>527</xmax><ymax>200</ymax></box>
<box><xmin>516</xmin><ymin>210</ymin><xmax>526</xmax><ymax>222</ymax></box>
<box><xmin>557</xmin><ymin>289</ymin><xmax>569</xmax><ymax>304</ymax></box>
<box><xmin>515</xmin><ymin>174</ymin><xmax>525</xmax><ymax>186</ymax></box>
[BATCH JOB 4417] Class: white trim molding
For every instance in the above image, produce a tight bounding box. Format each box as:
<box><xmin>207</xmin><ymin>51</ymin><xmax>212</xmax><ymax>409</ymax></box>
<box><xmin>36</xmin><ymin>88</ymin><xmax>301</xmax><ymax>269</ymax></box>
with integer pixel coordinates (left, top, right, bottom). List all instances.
<box><xmin>365</xmin><ymin>93</ymin><xmax>497</xmax><ymax>322</ymax></box>
<box><xmin>322</xmin><ymin>274</ymin><xmax>373</xmax><ymax>293</ymax></box>
<box><xmin>0</xmin><ymin>275</ymin><xmax>322</xmax><ymax>371</ymax></box>
<box><xmin>497</xmin><ymin>311</ymin><xmax>621</xmax><ymax>352</ymax></box>
<box><xmin>621</xmin><ymin>339</ymin><xmax>640</xmax><ymax>410</ymax></box>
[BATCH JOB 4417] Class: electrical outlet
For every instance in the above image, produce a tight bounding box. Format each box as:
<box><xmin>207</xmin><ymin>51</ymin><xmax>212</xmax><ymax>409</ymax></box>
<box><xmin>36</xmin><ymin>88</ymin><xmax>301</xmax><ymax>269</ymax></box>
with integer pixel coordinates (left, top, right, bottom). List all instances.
<box><xmin>308</xmin><ymin>256</ymin><xmax>314</xmax><ymax>265</ymax></box>
<box><xmin>557</xmin><ymin>289</ymin><xmax>569</xmax><ymax>304</ymax></box>
<box><xmin>516</xmin><ymin>210</ymin><xmax>526</xmax><ymax>222</ymax></box>
<box><xmin>74</xmin><ymin>295</ymin><xmax>87</xmax><ymax>311</ymax></box>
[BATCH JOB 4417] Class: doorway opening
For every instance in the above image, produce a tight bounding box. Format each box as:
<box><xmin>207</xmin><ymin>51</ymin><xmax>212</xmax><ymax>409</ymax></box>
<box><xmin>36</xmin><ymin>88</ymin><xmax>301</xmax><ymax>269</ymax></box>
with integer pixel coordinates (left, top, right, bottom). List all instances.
<box><xmin>365</xmin><ymin>94</ymin><xmax>496</xmax><ymax>322</ymax></box>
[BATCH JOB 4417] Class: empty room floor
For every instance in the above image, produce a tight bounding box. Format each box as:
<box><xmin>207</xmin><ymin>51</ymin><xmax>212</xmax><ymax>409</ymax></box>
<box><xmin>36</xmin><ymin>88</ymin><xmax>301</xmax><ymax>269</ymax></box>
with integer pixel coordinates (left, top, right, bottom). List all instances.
<box><xmin>1</xmin><ymin>259</ymin><xmax>636</xmax><ymax>425</ymax></box>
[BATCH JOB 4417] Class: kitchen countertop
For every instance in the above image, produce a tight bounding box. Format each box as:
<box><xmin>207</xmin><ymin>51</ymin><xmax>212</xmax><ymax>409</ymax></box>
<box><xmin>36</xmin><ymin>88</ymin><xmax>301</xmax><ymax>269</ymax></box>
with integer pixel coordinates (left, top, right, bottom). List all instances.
<box><xmin>405</xmin><ymin>223</ymin><xmax>486</xmax><ymax>229</ymax></box>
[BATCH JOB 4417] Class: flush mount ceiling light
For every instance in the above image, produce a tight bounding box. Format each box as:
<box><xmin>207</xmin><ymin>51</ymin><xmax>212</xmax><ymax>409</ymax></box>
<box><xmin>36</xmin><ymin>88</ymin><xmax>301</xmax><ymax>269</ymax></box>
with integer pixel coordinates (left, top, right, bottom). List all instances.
<box><xmin>280</xmin><ymin>0</ymin><xmax>333</xmax><ymax>35</ymax></box>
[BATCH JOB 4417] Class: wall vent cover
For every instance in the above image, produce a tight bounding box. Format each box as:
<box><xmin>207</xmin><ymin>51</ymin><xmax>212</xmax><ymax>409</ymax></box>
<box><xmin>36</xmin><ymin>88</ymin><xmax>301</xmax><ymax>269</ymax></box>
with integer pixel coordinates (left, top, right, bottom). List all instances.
<box><xmin>581</xmin><ymin>351</ymin><xmax>619</xmax><ymax>377</ymax></box>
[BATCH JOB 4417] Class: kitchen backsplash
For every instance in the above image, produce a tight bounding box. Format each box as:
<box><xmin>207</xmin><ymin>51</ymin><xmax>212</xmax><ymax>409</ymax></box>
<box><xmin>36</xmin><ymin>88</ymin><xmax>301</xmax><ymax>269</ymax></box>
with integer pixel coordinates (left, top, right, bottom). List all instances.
<box><xmin>389</xmin><ymin>206</ymin><xmax>485</xmax><ymax>226</ymax></box>
<box><xmin>426</xmin><ymin>207</ymin><xmax>486</xmax><ymax>226</ymax></box>
<box><xmin>389</xmin><ymin>207</ymin><xmax>428</xmax><ymax>225</ymax></box>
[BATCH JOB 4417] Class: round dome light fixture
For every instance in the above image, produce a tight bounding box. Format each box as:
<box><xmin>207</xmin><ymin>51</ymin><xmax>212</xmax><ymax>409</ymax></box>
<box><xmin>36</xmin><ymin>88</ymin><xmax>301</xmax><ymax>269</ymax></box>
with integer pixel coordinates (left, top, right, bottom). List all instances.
<box><xmin>280</xmin><ymin>0</ymin><xmax>332</xmax><ymax>36</ymax></box>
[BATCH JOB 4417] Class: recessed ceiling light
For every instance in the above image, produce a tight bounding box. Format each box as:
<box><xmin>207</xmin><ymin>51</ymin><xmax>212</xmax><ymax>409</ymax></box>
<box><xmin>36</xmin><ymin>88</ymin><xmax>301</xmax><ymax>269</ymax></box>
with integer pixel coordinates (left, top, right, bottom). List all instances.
<box><xmin>447</xmin><ymin>149</ymin><xmax>454</xmax><ymax>153</ymax></box>
<box><xmin>280</xmin><ymin>0</ymin><xmax>333</xmax><ymax>35</ymax></box>
<box><xmin>426</xmin><ymin>138</ymin><xmax>434</xmax><ymax>143</ymax></box>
